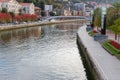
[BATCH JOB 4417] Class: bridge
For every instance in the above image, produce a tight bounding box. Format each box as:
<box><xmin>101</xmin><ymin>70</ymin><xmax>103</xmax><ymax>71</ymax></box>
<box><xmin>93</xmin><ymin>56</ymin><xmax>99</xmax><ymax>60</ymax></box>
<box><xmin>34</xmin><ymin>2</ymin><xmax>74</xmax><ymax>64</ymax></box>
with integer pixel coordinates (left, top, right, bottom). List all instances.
<box><xmin>42</xmin><ymin>16</ymin><xmax>90</xmax><ymax>21</ymax></box>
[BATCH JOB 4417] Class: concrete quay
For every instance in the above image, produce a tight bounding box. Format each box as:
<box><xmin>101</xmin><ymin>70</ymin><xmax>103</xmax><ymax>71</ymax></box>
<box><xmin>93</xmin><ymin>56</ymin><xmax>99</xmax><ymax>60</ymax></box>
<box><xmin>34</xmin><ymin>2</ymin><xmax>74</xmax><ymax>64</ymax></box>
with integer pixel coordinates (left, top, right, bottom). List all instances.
<box><xmin>77</xmin><ymin>25</ymin><xmax>120</xmax><ymax>80</ymax></box>
<box><xmin>0</xmin><ymin>19</ymin><xmax>86</xmax><ymax>31</ymax></box>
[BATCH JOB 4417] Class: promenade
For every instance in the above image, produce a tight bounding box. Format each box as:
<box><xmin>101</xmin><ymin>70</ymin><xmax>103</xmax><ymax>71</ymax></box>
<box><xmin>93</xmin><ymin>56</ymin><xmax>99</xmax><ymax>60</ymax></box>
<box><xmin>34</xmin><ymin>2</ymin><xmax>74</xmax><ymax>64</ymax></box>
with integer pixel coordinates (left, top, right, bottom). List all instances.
<box><xmin>0</xmin><ymin>19</ymin><xmax>85</xmax><ymax>31</ymax></box>
<box><xmin>77</xmin><ymin>25</ymin><xmax>120</xmax><ymax>80</ymax></box>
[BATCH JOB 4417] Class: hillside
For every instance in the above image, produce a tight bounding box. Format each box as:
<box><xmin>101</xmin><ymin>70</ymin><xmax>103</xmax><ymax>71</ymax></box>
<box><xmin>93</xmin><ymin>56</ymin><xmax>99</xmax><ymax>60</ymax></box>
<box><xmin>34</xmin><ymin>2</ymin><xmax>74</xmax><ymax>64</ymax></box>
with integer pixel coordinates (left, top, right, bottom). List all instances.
<box><xmin>16</xmin><ymin>0</ymin><xmax>120</xmax><ymax>9</ymax></box>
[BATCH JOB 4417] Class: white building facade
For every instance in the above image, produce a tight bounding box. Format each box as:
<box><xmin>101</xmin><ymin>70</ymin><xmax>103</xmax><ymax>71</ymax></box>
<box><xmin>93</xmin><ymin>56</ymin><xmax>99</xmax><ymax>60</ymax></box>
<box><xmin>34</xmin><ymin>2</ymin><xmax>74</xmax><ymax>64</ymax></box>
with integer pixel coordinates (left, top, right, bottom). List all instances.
<box><xmin>0</xmin><ymin>0</ymin><xmax>35</xmax><ymax>14</ymax></box>
<box><xmin>0</xmin><ymin>0</ymin><xmax>21</xmax><ymax>14</ymax></box>
<box><xmin>20</xmin><ymin>3</ymin><xmax>35</xmax><ymax>14</ymax></box>
<box><xmin>44</xmin><ymin>5</ymin><xmax>53</xmax><ymax>16</ymax></box>
<box><xmin>74</xmin><ymin>3</ymin><xmax>86</xmax><ymax>16</ymax></box>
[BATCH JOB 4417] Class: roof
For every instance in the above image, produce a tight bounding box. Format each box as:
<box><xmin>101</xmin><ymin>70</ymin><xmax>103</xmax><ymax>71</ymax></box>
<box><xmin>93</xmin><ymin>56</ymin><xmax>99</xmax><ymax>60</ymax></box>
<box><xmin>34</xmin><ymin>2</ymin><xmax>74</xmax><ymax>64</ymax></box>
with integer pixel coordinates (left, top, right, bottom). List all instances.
<box><xmin>20</xmin><ymin>3</ymin><xmax>33</xmax><ymax>6</ymax></box>
<box><xmin>0</xmin><ymin>0</ymin><xmax>10</xmax><ymax>2</ymax></box>
<box><xmin>35</xmin><ymin>7</ymin><xmax>41</xmax><ymax>10</ymax></box>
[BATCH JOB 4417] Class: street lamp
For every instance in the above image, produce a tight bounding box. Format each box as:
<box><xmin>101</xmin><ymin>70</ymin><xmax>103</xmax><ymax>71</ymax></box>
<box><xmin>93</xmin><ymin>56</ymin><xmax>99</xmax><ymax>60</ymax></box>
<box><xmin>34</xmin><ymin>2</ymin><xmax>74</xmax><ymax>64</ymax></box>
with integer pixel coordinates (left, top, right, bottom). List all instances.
<box><xmin>68</xmin><ymin>0</ymin><xmax>70</xmax><ymax>11</ymax></box>
<box><xmin>101</xmin><ymin>7</ymin><xmax>107</xmax><ymax>35</ymax></box>
<box><xmin>90</xmin><ymin>10</ymin><xmax>94</xmax><ymax>28</ymax></box>
<box><xmin>61</xmin><ymin>0</ymin><xmax>64</xmax><ymax>16</ymax></box>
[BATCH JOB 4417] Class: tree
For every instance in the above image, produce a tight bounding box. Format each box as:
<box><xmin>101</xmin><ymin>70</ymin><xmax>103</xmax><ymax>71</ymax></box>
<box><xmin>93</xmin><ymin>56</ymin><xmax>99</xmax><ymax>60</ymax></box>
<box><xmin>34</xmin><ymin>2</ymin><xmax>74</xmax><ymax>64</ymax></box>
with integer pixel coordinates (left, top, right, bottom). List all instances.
<box><xmin>49</xmin><ymin>11</ymin><xmax>55</xmax><ymax>16</ymax></box>
<box><xmin>72</xmin><ymin>0</ymin><xmax>81</xmax><ymax>3</ymax></box>
<box><xmin>53</xmin><ymin>3</ymin><xmax>62</xmax><ymax>9</ymax></box>
<box><xmin>106</xmin><ymin>7</ymin><xmax>116</xmax><ymax>27</ymax></box>
<box><xmin>107</xmin><ymin>2</ymin><xmax>120</xmax><ymax>40</ymax></box>
<box><xmin>45</xmin><ymin>0</ymin><xmax>52</xmax><ymax>5</ymax></box>
<box><xmin>1</xmin><ymin>8</ymin><xmax>8</xmax><ymax>13</ymax></box>
<box><xmin>93</xmin><ymin>8</ymin><xmax>101</xmax><ymax>29</ymax></box>
<box><xmin>0</xmin><ymin>13</ymin><xmax>12</xmax><ymax>23</ymax></box>
<box><xmin>39</xmin><ymin>1</ymin><xmax>45</xmax><ymax>17</ymax></box>
<box><xmin>17</xmin><ymin>0</ymin><xmax>24</xmax><ymax>2</ymax></box>
<box><xmin>107</xmin><ymin>2</ymin><xmax>120</xmax><ymax>27</ymax></box>
<box><xmin>110</xmin><ymin>18</ymin><xmax>120</xmax><ymax>40</ymax></box>
<box><xmin>9</xmin><ymin>12</ymin><xmax>15</xmax><ymax>22</ymax></box>
<box><xmin>18</xmin><ymin>9</ymin><xmax>22</xmax><ymax>15</ymax></box>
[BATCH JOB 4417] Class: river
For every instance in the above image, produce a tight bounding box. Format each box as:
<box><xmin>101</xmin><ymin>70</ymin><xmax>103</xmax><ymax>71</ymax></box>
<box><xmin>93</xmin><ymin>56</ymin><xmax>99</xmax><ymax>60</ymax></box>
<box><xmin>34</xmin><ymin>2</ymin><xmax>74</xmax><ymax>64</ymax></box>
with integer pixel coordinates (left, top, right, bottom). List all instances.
<box><xmin>0</xmin><ymin>22</ymin><xmax>87</xmax><ymax>80</ymax></box>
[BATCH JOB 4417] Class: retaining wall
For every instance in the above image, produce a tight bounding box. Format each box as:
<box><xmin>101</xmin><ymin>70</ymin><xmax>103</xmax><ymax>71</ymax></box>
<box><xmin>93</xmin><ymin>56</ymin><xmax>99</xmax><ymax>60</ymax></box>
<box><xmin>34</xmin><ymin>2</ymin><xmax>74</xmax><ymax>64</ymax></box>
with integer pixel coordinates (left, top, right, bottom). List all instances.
<box><xmin>77</xmin><ymin>34</ymin><xmax>105</xmax><ymax>80</ymax></box>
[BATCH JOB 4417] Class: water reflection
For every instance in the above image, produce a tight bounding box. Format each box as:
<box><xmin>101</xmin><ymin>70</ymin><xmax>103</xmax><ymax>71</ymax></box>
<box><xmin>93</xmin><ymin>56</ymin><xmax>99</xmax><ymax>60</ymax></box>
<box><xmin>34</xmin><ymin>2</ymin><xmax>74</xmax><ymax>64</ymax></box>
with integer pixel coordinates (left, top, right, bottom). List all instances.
<box><xmin>0</xmin><ymin>27</ymin><xmax>42</xmax><ymax>44</ymax></box>
<box><xmin>0</xmin><ymin>23</ymin><xmax>87</xmax><ymax>80</ymax></box>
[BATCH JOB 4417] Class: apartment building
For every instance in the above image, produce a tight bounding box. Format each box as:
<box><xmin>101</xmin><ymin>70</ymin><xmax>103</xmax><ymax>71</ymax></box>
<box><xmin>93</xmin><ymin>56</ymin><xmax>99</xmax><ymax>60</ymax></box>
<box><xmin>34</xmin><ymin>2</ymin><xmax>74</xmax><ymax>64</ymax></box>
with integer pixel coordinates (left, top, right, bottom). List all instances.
<box><xmin>0</xmin><ymin>0</ymin><xmax>35</xmax><ymax>14</ymax></box>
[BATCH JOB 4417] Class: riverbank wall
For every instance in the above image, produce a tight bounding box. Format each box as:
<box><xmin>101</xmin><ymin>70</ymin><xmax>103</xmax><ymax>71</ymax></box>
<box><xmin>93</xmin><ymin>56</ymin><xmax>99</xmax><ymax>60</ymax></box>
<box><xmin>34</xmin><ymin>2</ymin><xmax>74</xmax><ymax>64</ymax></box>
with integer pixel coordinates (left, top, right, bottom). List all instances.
<box><xmin>77</xmin><ymin>35</ymin><xmax>101</xmax><ymax>80</ymax></box>
<box><xmin>0</xmin><ymin>19</ymin><xmax>89</xmax><ymax>31</ymax></box>
<box><xmin>77</xmin><ymin>25</ymin><xmax>120</xmax><ymax>80</ymax></box>
<box><xmin>77</xmin><ymin>25</ymin><xmax>107</xmax><ymax>80</ymax></box>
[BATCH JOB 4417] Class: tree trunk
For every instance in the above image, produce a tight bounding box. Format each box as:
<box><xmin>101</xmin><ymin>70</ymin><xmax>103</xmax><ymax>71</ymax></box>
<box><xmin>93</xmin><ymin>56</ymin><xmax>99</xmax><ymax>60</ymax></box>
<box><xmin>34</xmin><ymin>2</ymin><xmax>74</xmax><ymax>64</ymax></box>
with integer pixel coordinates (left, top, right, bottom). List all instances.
<box><xmin>115</xmin><ymin>34</ymin><xmax>117</xmax><ymax>40</ymax></box>
<box><xmin>118</xmin><ymin>35</ymin><xmax>120</xmax><ymax>42</ymax></box>
<box><xmin>97</xmin><ymin>27</ymin><xmax>98</xmax><ymax>31</ymax></box>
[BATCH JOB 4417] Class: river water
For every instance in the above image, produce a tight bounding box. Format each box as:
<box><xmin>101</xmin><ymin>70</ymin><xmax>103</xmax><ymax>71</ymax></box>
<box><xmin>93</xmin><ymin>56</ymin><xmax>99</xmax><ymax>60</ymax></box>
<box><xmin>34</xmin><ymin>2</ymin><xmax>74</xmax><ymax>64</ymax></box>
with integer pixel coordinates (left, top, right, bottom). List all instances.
<box><xmin>0</xmin><ymin>23</ymin><xmax>87</xmax><ymax>80</ymax></box>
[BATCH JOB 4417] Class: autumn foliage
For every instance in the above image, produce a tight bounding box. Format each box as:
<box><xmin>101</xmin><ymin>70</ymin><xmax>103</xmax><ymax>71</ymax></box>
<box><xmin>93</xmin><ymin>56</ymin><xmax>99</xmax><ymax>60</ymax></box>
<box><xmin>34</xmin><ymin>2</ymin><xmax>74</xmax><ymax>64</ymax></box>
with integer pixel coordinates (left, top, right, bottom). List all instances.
<box><xmin>0</xmin><ymin>13</ymin><xmax>38</xmax><ymax>23</ymax></box>
<box><xmin>0</xmin><ymin>13</ymin><xmax>12</xmax><ymax>23</ymax></box>
<box><xmin>14</xmin><ymin>14</ymin><xmax>38</xmax><ymax>22</ymax></box>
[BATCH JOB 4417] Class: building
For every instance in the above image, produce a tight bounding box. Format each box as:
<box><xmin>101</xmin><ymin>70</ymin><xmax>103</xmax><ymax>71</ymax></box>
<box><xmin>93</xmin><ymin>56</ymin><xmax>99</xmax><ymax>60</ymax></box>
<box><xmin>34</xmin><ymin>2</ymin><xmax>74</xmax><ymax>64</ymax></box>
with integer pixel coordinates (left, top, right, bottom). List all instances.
<box><xmin>44</xmin><ymin>5</ymin><xmax>53</xmax><ymax>16</ymax></box>
<box><xmin>74</xmin><ymin>3</ymin><xmax>86</xmax><ymax>16</ymax></box>
<box><xmin>72</xmin><ymin>10</ymin><xmax>78</xmax><ymax>16</ymax></box>
<box><xmin>64</xmin><ymin>9</ymin><xmax>71</xmax><ymax>16</ymax></box>
<box><xmin>0</xmin><ymin>0</ymin><xmax>35</xmax><ymax>14</ymax></box>
<box><xmin>35</xmin><ymin>7</ymin><xmax>41</xmax><ymax>19</ymax></box>
<box><xmin>20</xmin><ymin>3</ymin><xmax>35</xmax><ymax>14</ymax></box>
<box><xmin>95</xmin><ymin>3</ymin><xmax>112</xmax><ymax>9</ymax></box>
<box><xmin>0</xmin><ymin>0</ymin><xmax>21</xmax><ymax>14</ymax></box>
<box><xmin>85</xmin><ymin>10</ymin><xmax>91</xmax><ymax>17</ymax></box>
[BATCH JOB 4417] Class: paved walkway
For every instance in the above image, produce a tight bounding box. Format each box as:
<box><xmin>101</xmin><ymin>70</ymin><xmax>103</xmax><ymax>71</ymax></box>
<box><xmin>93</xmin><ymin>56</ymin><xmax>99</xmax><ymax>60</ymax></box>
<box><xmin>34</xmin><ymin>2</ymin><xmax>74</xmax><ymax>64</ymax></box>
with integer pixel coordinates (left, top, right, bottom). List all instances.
<box><xmin>78</xmin><ymin>25</ymin><xmax>120</xmax><ymax>80</ymax></box>
<box><xmin>94</xmin><ymin>28</ymin><xmax>120</xmax><ymax>43</ymax></box>
<box><xmin>106</xmin><ymin>30</ymin><xmax>120</xmax><ymax>43</ymax></box>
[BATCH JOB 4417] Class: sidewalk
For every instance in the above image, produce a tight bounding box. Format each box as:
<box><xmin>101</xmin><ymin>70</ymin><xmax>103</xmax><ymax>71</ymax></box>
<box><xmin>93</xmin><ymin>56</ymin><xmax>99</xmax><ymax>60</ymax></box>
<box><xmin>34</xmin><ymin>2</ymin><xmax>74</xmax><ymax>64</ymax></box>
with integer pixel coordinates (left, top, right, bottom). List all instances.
<box><xmin>106</xmin><ymin>30</ymin><xmax>120</xmax><ymax>43</ymax></box>
<box><xmin>94</xmin><ymin>27</ymin><xmax>120</xmax><ymax>43</ymax></box>
<box><xmin>78</xmin><ymin>25</ymin><xmax>120</xmax><ymax>80</ymax></box>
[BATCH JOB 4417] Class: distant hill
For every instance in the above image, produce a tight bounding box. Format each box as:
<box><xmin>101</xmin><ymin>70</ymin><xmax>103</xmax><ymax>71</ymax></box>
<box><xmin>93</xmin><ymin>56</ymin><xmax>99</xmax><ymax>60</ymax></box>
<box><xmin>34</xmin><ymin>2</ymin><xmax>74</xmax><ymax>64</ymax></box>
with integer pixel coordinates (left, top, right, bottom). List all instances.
<box><xmin>71</xmin><ymin>0</ymin><xmax>120</xmax><ymax>3</ymax></box>
<box><xmin>16</xmin><ymin>0</ymin><xmax>120</xmax><ymax>11</ymax></box>
<box><xmin>95</xmin><ymin>0</ymin><xmax>120</xmax><ymax>3</ymax></box>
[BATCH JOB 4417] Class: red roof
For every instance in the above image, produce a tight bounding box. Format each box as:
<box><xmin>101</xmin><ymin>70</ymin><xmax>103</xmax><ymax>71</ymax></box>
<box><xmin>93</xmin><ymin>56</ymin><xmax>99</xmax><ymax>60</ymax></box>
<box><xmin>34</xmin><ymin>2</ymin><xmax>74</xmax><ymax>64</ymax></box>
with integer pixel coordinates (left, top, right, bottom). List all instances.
<box><xmin>35</xmin><ymin>7</ymin><xmax>41</xmax><ymax>10</ymax></box>
<box><xmin>20</xmin><ymin>3</ymin><xmax>32</xmax><ymax>6</ymax></box>
<box><xmin>0</xmin><ymin>0</ymin><xmax>10</xmax><ymax>2</ymax></box>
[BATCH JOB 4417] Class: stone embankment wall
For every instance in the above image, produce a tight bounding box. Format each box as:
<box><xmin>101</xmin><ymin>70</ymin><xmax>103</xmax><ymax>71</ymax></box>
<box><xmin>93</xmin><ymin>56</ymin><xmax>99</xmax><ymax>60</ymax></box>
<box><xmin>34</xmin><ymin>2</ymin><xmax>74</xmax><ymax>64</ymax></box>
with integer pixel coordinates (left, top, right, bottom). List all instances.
<box><xmin>77</xmin><ymin>34</ymin><xmax>104</xmax><ymax>80</ymax></box>
<box><xmin>0</xmin><ymin>19</ymin><xmax>88</xmax><ymax>31</ymax></box>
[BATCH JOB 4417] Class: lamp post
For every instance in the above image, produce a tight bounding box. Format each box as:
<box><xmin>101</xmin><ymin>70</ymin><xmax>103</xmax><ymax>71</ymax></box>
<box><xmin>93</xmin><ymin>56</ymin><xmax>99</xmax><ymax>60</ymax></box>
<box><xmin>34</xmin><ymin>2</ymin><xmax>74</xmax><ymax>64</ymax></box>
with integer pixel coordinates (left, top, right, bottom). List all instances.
<box><xmin>68</xmin><ymin>0</ymin><xmax>70</xmax><ymax>11</ymax></box>
<box><xmin>90</xmin><ymin>10</ymin><xmax>94</xmax><ymax>28</ymax></box>
<box><xmin>101</xmin><ymin>7</ymin><xmax>107</xmax><ymax>35</ymax></box>
<box><xmin>61</xmin><ymin>0</ymin><xmax>64</xmax><ymax>16</ymax></box>
<box><xmin>68</xmin><ymin>0</ymin><xmax>71</xmax><ymax>16</ymax></box>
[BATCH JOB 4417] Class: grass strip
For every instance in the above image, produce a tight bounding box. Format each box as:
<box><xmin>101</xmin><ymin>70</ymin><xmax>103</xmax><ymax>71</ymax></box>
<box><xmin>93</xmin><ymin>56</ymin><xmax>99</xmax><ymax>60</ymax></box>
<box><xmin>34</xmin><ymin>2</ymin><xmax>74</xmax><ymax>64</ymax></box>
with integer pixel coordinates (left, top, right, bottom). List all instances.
<box><xmin>88</xmin><ymin>31</ymin><xmax>94</xmax><ymax>36</ymax></box>
<box><xmin>102</xmin><ymin>41</ymin><xmax>120</xmax><ymax>55</ymax></box>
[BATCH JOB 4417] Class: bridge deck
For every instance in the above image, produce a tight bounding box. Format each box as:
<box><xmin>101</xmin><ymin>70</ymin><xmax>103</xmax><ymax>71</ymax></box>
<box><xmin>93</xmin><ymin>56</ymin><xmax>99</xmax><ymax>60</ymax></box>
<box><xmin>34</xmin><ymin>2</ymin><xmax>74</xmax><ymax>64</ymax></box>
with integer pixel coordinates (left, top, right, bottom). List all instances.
<box><xmin>44</xmin><ymin>16</ymin><xmax>89</xmax><ymax>21</ymax></box>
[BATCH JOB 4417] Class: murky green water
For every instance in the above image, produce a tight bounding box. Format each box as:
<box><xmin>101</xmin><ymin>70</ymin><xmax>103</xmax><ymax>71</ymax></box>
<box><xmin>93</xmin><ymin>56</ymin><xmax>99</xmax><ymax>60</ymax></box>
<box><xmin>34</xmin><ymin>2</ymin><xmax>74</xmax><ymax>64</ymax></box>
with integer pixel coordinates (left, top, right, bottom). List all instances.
<box><xmin>0</xmin><ymin>23</ymin><xmax>87</xmax><ymax>80</ymax></box>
